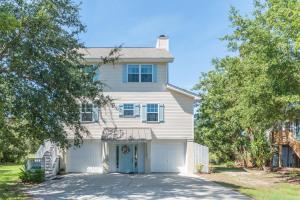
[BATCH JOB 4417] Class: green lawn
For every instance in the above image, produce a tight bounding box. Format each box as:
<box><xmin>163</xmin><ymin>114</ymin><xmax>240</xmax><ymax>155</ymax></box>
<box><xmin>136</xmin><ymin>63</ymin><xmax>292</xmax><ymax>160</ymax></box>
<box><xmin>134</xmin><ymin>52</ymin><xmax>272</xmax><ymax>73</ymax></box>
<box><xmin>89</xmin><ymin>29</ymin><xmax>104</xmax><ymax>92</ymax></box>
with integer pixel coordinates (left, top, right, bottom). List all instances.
<box><xmin>201</xmin><ymin>166</ymin><xmax>300</xmax><ymax>200</ymax></box>
<box><xmin>0</xmin><ymin>164</ymin><xmax>28</xmax><ymax>200</ymax></box>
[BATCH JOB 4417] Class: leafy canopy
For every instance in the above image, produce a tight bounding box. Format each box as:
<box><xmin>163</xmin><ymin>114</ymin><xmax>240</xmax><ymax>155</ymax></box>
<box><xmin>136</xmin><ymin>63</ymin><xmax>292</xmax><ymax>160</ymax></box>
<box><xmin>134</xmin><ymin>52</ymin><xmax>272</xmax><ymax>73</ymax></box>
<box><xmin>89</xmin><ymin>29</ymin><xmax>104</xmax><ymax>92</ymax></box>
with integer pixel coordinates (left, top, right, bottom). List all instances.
<box><xmin>0</xmin><ymin>0</ymin><xmax>118</xmax><ymax>153</ymax></box>
<box><xmin>194</xmin><ymin>0</ymin><xmax>300</xmax><ymax>166</ymax></box>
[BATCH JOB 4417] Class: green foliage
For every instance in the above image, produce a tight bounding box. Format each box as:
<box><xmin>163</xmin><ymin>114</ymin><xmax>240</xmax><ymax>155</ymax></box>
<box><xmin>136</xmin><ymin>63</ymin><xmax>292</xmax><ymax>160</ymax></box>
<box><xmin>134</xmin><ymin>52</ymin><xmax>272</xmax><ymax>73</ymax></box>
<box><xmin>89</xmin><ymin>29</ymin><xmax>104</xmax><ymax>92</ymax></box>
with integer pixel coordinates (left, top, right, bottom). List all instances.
<box><xmin>194</xmin><ymin>0</ymin><xmax>300</xmax><ymax>167</ymax></box>
<box><xmin>19</xmin><ymin>168</ymin><xmax>45</xmax><ymax>183</ymax></box>
<box><xmin>195</xmin><ymin>164</ymin><xmax>204</xmax><ymax>173</ymax></box>
<box><xmin>249</xmin><ymin>132</ymin><xmax>272</xmax><ymax>168</ymax></box>
<box><xmin>224</xmin><ymin>161</ymin><xmax>235</xmax><ymax>168</ymax></box>
<box><xmin>0</xmin><ymin>0</ymin><xmax>119</xmax><ymax>157</ymax></box>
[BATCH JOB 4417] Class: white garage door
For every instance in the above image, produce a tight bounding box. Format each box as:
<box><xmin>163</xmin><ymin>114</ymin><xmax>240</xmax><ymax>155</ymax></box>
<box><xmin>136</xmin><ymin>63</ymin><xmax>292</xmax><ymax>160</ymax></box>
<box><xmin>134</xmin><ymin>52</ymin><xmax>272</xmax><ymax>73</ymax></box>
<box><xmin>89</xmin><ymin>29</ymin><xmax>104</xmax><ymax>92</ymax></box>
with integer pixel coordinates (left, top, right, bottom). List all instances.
<box><xmin>66</xmin><ymin>140</ymin><xmax>102</xmax><ymax>173</ymax></box>
<box><xmin>151</xmin><ymin>141</ymin><xmax>185</xmax><ymax>172</ymax></box>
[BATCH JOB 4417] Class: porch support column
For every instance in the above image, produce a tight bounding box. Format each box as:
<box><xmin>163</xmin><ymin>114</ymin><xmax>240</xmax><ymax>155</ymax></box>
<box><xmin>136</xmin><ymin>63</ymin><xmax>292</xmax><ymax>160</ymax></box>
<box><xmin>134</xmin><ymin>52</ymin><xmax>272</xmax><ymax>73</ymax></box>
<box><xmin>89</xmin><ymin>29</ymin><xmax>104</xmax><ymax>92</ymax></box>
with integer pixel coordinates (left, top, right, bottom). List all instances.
<box><xmin>186</xmin><ymin>139</ymin><xmax>195</xmax><ymax>174</ymax></box>
<box><xmin>144</xmin><ymin>141</ymin><xmax>151</xmax><ymax>173</ymax></box>
<box><xmin>102</xmin><ymin>141</ymin><xmax>109</xmax><ymax>173</ymax></box>
<box><xmin>278</xmin><ymin>144</ymin><xmax>282</xmax><ymax>168</ymax></box>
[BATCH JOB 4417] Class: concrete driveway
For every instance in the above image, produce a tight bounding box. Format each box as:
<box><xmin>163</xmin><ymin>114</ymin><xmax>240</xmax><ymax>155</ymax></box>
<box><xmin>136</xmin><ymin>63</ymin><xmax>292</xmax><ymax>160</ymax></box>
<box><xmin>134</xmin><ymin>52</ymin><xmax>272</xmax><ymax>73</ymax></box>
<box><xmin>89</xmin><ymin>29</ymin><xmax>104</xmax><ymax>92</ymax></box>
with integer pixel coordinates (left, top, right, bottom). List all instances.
<box><xmin>27</xmin><ymin>173</ymin><xmax>250</xmax><ymax>200</ymax></box>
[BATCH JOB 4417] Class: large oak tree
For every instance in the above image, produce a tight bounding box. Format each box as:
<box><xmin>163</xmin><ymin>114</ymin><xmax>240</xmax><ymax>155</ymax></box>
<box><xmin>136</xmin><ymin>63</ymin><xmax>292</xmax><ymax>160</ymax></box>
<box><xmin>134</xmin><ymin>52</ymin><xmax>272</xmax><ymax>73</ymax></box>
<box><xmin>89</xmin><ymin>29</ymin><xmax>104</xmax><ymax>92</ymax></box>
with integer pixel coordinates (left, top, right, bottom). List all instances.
<box><xmin>0</xmin><ymin>0</ymin><xmax>118</xmax><ymax>161</ymax></box>
<box><xmin>194</xmin><ymin>0</ymin><xmax>300</xmax><ymax>167</ymax></box>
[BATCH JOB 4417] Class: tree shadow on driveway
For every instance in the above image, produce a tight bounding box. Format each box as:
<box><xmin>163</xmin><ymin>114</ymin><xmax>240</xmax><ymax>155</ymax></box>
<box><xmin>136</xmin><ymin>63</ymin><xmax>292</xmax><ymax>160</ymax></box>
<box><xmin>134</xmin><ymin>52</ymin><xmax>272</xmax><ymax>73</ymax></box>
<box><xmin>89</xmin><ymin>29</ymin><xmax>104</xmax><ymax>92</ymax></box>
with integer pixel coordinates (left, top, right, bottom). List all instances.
<box><xmin>27</xmin><ymin>173</ymin><xmax>251</xmax><ymax>200</ymax></box>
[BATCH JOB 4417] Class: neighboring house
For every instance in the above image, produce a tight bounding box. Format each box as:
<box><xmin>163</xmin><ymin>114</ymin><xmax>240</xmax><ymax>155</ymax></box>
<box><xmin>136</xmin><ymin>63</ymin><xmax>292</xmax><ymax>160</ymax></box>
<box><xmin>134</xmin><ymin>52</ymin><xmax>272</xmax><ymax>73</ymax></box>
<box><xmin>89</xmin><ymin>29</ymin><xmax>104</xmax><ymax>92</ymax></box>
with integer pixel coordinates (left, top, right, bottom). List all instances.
<box><xmin>271</xmin><ymin>121</ymin><xmax>300</xmax><ymax>168</ymax></box>
<box><xmin>61</xmin><ymin>35</ymin><xmax>201</xmax><ymax>174</ymax></box>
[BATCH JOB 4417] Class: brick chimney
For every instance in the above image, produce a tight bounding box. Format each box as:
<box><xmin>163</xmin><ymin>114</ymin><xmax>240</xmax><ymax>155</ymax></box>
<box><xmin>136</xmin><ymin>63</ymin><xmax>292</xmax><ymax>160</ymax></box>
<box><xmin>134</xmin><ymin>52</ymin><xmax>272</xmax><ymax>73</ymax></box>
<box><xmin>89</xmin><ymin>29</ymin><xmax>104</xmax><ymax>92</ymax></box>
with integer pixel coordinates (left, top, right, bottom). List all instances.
<box><xmin>156</xmin><ymin>35</ymin><xmax>169</xmax><ymax>51</ymax></box>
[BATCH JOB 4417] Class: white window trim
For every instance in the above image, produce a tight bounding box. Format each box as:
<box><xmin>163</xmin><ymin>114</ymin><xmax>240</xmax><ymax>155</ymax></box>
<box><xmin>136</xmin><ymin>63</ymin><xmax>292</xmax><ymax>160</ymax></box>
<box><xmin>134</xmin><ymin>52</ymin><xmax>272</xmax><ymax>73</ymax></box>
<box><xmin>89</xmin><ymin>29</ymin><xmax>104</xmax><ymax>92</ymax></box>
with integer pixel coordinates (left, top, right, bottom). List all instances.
<box><xmin>127</xmin><ymin>64</ymin><xmax>153</xmax><ymax>83</ymax></box>
<box><xmin>123</xmin><ymin>103</ymin><xmax>135</xmax><ymax>117</ymax></box>
<box><xmin>80</xmin><ymin>103</ymin><xmax>94</xmax><ymax>122</ymax></box>
<box><xmin>146</xmin><ymin>103</ymin><xmax>159</xmax><ymax>123</ymax></box>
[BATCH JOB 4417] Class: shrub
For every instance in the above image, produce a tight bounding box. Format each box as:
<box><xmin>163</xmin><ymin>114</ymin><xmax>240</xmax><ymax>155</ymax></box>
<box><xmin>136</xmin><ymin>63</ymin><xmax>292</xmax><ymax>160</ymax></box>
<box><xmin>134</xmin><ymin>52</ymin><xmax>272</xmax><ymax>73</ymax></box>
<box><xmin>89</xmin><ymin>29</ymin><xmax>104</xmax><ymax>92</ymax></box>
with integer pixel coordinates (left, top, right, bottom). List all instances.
<box><xmin>224</xmin><ymin>161</ymin><xmax>235</xmax><ymax>168</ymax></box>
<box><xmin>19</xmin><ymin>168</ymin><xmax>45</xmax><ymax>183</ymax></box>
<box><xmin>195</xmin><ymin>164</ymin><xmax>204</xmax><ymax>173</ymax></box>
<box><xmin>249</xmin><ymin>132</ymin><xmax>272</xmax><ymax>169</ymax></box>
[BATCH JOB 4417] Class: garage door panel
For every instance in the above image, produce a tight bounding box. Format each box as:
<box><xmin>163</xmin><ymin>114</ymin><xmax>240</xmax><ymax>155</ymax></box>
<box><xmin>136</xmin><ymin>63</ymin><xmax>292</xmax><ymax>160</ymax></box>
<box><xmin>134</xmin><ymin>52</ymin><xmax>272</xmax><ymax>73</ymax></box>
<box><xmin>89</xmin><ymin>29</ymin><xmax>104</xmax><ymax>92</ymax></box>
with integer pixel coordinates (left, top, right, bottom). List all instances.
<box><xmin>151</xmin><ymin>141</ymin><xmax>185</xmax><ymax>172</ymax></box>
<box><xmin>66</xmin><ymin>140</ymin><xmax>102</xmax><ymax>173</ymax></box>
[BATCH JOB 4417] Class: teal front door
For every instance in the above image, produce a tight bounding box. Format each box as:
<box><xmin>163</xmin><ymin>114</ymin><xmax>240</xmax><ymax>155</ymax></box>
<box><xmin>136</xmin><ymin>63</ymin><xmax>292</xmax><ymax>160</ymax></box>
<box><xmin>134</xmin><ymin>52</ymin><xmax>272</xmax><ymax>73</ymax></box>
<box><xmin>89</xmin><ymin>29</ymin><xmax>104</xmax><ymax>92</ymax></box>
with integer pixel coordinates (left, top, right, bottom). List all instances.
<box><xmin>119</xmin><ymin>144</ymin><xmax>133</xmax><ymax>173</ymax></box>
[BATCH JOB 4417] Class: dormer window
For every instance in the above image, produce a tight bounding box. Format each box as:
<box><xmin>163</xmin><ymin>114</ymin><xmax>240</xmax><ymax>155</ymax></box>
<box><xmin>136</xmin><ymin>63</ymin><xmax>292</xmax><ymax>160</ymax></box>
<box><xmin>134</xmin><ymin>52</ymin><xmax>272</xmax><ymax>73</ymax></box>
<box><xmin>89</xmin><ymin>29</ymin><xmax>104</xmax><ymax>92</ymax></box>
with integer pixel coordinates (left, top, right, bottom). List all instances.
<box><xmin>126</xmin><ymin>64</ymin><xmax>154</xmax><ymax>83</ymax></box>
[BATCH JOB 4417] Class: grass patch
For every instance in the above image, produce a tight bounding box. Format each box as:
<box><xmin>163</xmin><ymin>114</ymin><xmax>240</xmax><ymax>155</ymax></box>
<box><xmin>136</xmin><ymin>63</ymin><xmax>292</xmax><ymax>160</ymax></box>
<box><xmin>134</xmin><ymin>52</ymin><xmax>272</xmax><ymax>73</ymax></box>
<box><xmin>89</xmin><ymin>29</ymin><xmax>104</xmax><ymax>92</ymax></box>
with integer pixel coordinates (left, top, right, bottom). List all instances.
<box><xmin>0</xmin><ymin>164</ymin><xmax>28</xmax><ymax>200</ymax></box>
<box><xmin>205</xmin><ymin>165</ymin><xmax>300</xmax><ymax>200</ymax></box>
<box><xmin>213</xmin><ymin>166</ymin><xmax>246</xmax><ymax>173</ymax></box>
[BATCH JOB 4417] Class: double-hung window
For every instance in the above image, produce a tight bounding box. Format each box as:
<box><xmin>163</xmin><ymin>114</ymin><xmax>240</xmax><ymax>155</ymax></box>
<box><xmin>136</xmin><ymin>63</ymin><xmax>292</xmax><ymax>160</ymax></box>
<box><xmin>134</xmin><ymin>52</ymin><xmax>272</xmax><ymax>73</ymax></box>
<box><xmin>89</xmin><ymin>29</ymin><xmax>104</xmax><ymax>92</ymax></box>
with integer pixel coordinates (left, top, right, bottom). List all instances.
<box><xmin>127</xmin><ymin>65</ymin><xmax>139</xmax><ymax>82</ymax></box>
<box><xmin>127</xmin><ymin>64</ymin><xmax>153</xmax><ymax>82</ymax></box>
<box><xmin>81</xmin><ymin>103</ymin><xmax>93</xmax><ymax>122</ymax></box>
<box><xmin>147</xmin><ymin>104</ymin><xmax>159</xmax><ymax>122</ymax></box>
<box><xmin>123</xmin><ymin>104</ymin><xmax>134</xmax><ymax>117</ymax></box>
<box><xmin>141</xmin><ymin>65</ymin><xmax>153</xmax><ymax>82</ymax></box>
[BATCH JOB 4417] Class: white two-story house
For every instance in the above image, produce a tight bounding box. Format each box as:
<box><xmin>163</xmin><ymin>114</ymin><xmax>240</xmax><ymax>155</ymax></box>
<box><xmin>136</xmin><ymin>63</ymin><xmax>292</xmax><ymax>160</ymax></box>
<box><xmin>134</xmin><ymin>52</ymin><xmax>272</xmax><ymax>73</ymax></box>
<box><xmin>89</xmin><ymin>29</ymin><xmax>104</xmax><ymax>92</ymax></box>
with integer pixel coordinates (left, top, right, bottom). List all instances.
<box><xmin>62</xmin><ymin>35</ymin><xmax>199</xmax><ymax>174</ymax></box>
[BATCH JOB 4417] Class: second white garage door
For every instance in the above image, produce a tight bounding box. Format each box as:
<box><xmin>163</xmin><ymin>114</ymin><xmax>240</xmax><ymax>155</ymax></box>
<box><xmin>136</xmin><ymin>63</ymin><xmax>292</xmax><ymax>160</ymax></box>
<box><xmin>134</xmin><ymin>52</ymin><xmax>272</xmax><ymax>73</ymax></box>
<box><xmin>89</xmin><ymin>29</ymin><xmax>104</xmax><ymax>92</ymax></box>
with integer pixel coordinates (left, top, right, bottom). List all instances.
<box><xmin>66</xmin><ymin>139</ymin><xmax>102</xmax><ymax>173</ymax></box>
<box><xmin>151</xmin><ymin>141</ymin><xmax>185</xmax><ymax>172</ymax></box>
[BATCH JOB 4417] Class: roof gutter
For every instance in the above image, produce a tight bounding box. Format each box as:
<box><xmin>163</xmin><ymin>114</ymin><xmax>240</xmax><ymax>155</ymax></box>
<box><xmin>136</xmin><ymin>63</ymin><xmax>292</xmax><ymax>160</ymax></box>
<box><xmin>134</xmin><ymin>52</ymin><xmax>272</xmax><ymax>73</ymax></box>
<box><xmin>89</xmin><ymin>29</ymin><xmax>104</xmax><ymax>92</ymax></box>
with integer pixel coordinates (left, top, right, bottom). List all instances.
<box><xmin>166</xmin><ymin>84</ymin><xmax>200</xmax><ymax>100</ymax></box>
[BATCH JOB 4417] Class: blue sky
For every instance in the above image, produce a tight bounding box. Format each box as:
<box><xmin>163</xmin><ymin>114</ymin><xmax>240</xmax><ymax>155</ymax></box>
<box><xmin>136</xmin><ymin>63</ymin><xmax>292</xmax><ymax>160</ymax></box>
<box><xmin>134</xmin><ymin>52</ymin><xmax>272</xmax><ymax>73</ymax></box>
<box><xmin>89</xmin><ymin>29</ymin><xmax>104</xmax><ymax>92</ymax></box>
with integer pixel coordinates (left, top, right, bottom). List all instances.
<box><xmin>76</xmin><ymin>0</ymin><xmax>253</xmax><ymax>90</ymax></box>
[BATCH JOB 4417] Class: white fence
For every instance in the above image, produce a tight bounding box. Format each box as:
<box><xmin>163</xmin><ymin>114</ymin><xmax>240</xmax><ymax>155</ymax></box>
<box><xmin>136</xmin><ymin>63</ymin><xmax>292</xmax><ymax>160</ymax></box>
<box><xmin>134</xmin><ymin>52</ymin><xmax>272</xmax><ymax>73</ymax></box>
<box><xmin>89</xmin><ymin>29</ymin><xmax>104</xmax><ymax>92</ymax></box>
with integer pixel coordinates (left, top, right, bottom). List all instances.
<box><xmin>194</xmin><ymin>143</ymin><xmax>209</xmax><ymax>173</ymax></box>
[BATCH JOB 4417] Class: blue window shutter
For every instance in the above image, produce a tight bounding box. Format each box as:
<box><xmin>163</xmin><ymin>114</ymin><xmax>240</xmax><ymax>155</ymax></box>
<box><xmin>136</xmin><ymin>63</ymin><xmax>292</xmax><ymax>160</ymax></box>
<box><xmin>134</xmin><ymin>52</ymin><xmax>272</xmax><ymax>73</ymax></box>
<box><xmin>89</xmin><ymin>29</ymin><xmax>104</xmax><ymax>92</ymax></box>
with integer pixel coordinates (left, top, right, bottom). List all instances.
<box><xmin>119</xmin><ymin>104</ymin><xmax>124</xmax><ymax>117</ymax></box>
<box><xmin>93</xmin><ymin>66</ymin><xmax>100</xmax><ymax>81</ymax></box>
<box><xmin>134</xmin><ymin>104</ymin><xmax>140</xmax><ymax>117</ymax></box>
<box><xmin>153</xmin><ymin>64</ymin><xmax>157</xmax><ymax>82</ymax></box>
<box><xmin>159</xmin><ymin>104</ymin><xmax>164</xmax><ymax>122</ymax></box>
<box><xmin>122</xmin><ymin>64</ymin><xmax>127</xmax><ymax>83</ymax></box>
<box><xmin>142</xmin><ymin>105</ymin><xmax>147</xmax><ymax>122</ymax></box>
<box><xmin>93</xmin><ymin>105</ymin><xmax>99</xmax><ymax>122</ymax></box>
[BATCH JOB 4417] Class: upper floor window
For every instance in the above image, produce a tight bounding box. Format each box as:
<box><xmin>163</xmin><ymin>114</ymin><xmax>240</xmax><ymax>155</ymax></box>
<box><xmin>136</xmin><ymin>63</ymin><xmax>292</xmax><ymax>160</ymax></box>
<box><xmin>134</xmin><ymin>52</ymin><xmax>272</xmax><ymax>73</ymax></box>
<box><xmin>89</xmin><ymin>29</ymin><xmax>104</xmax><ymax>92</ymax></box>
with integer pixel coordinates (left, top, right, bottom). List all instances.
<box><xmin>81</xmin><ymin>103</ymin><xmax>93</xmax><ymax>122</ymax></box>
<box><xmin>128</xmin><ymin>65</ymin><xmax>139</xmax><ymax>82</ymax></box>
<box><xmin>127</xmin><ymin>64</ymin><xmax>153</xmax><ymax>82</ymax></box>
<box><xmin>147</xmin><ymin>104</ymin><xmax>159</xmax><ymax>122</ymax></box>
<box><xmin>123</xmin><ymin>104</ymin><xmax>134</xmax><ymax>117</ymax></box>
<box><xmin>141</xmin><ymin>65</ymin><xmax>153</xmax><ymax>82</ymax></box>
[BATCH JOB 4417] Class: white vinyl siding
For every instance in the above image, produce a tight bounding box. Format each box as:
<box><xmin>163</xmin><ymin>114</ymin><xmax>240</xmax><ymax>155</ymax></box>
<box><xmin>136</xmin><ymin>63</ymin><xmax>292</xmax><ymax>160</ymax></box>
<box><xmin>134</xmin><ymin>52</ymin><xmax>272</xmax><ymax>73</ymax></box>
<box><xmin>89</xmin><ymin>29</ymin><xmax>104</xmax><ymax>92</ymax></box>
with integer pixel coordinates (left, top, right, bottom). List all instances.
<box><xmin>69</xmin><ymin>91</ymin><xmax>193</xmax><ymax>140</ymax></box>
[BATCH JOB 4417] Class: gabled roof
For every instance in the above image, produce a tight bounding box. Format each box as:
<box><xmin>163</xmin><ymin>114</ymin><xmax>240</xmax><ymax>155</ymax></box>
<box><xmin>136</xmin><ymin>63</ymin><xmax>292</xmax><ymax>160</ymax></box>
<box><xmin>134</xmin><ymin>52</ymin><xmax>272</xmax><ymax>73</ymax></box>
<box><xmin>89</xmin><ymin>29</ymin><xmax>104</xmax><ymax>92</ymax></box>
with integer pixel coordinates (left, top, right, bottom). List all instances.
<box><xmin>166</xmin><ymin>83</ymin><xmax>200</xmax><ymax>100</ymax></box>
<box><xmin>79</xmin><ymin>47</ymin><xmax>174</xmax><ymax>63</ymax></box>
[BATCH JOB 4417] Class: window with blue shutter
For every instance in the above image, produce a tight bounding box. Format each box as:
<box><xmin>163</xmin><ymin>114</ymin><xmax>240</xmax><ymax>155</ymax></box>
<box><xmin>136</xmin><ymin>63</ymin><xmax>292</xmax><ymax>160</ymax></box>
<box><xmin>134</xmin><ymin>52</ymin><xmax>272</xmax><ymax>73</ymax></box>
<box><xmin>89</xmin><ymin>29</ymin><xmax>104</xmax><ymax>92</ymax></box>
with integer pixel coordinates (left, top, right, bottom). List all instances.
<box><xmin>123</xmin><ymin>104</ymin><xmax>134</xmax><ymax>117</ymax></box>
<box><xmin>146</xmin><ymin>104</ymin><xmax>159</xmax><ymax>122</ymax></box>
<box><xmin>128</xmin><ymin>65</ymin><xmax>139</xmax><ymax>82</ymax></box>
<box><xmin>119</xmin><ymin>103</ymin><xmax>140</xmax><ymax>117</ymax></box>
<box><xmin>122</xmin><ymin>64</ymin><xmax>127</xmax><ymax>83</ymax></box>
<box><xmin>81</xmin><ymin>103</ymin><xmax>93</xmax><ymax>122</ymax></box>
<box><xmin>159</xmin><ymin>104</ymin><xmax>164</xmax><ymax>122</ymax></box>
<box><xmin>141</xmin><ymin>64</ymin><xmax>152</xmax><ymax>82</ymax></box>
<box><xmin>93</xmin><ymin>105</ymin><xmax>99</xmax><ymax>122</ymax></box>
<box><xmin>123</xmin><ymin>64</ymin><xmax>157</xmax><ymax>83</ymax></box>
<box><xmin>93</xmin><ymin>67</ymin><xmax>100</xmax><ymax>81</ymax></box>
<box><xmin>141</xmin><ymin>103</ymin><xmax>164</xmax><ymax>123</ymax></box>
<box><xmin>142</xmin><ymin>105</ymin><xmax>147</xmax><ymax>122</ymax></box>
<box><xmin>119</xmin><ymin>104</ymin><xmax>124</xmax><ymax>117</ymax></box>
<box><xmin>152</xmin><ymin>64</ymin><xmax>157</xmax><ymax>82</ymax></box>
<box><xmin>134</xmin><ymin>104</ymin><xmax>140</xmax><ymax>117</ymax></box>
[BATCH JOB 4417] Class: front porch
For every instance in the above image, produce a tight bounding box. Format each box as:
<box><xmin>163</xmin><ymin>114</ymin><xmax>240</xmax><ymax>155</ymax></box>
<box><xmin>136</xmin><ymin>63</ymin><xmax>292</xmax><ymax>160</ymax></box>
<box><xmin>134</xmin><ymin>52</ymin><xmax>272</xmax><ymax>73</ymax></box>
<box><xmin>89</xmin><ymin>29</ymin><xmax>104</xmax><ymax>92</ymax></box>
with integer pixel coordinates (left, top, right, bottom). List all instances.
<box><xmin>101</xmin><ymin>127</ymin><xmax>152</xmax><ymax>173</ymax></box>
